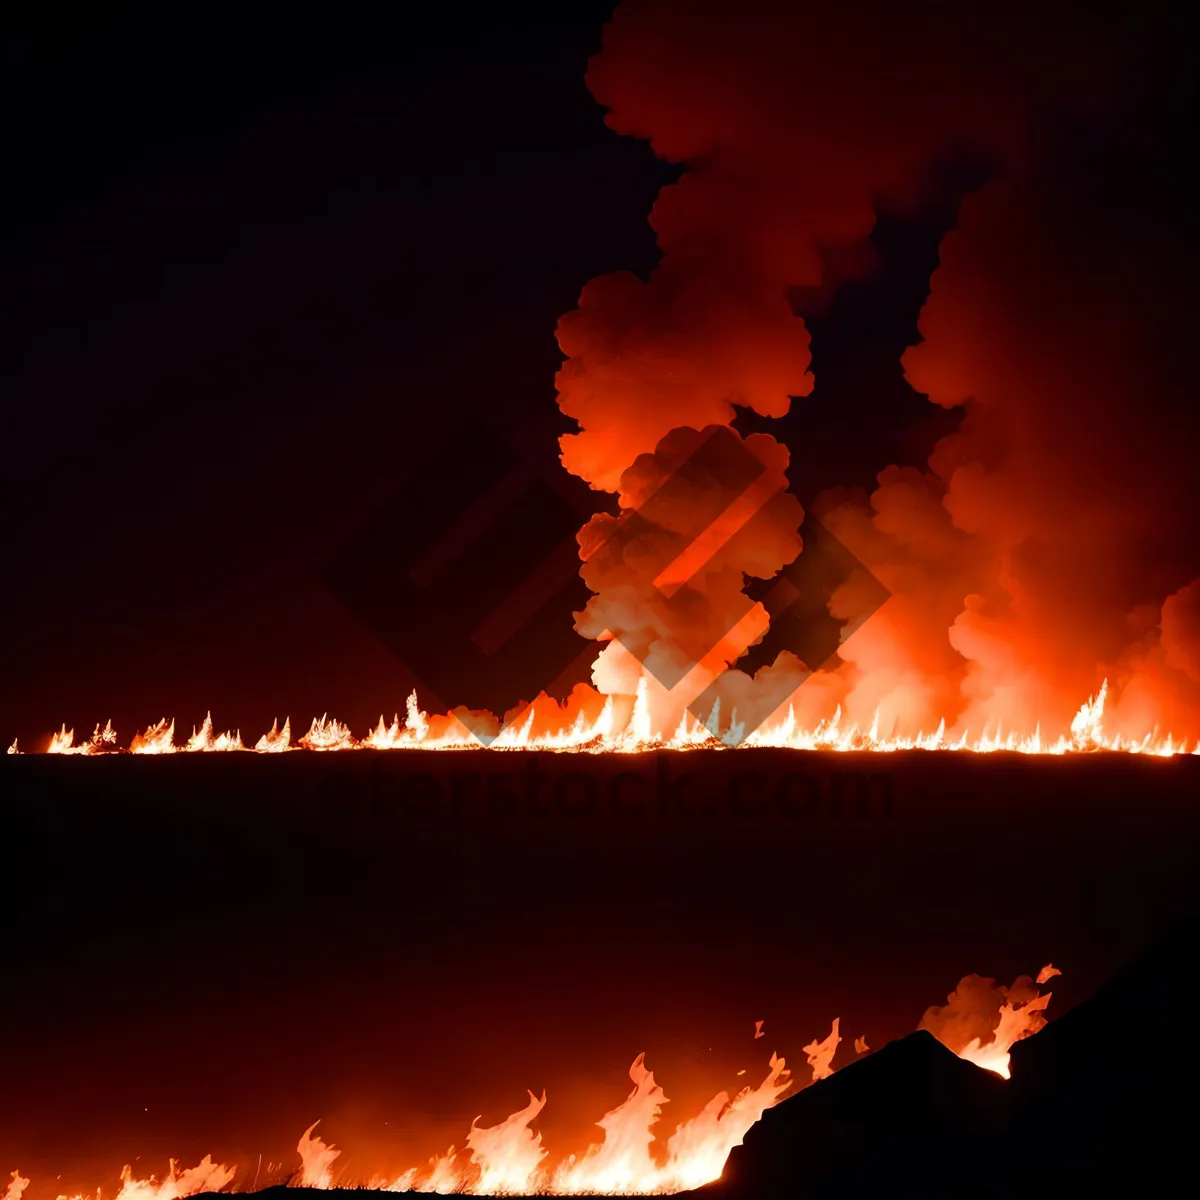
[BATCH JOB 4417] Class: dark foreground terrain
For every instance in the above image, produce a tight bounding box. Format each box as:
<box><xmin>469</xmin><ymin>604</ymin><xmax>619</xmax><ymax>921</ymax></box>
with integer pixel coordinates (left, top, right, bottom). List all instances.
<box><xmin>708</xmin><ymin>915</ymin><xmax>1197</xmax><ymax>1196</ymax></box>
<box><xmin>1</xmin><ymin>750</ymin><xmax>1197</xmax><ymax>1189</ymax></box>
<box><xmin>174</xmin><ymin>918</ymin><xmax>1198</xmax><ymax>1196</ymax></box>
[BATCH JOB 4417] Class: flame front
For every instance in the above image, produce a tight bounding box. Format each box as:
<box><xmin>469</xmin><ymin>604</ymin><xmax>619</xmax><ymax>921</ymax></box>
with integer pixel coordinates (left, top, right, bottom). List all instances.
<box><xmin>13</xmin><ymin>674</ymin><xmax>1199</xmax><ymax>756</ymax></box>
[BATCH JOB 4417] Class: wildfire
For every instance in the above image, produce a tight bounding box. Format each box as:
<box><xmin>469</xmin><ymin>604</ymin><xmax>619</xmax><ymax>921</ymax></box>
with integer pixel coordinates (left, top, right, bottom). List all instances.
<box><xmin>47</xmin><ymin>1157</ymin><xmax>234</xmax><ymax>1200</ymax></box>
<box><xmin>11</xmin><ymin>676</ymin><xmax>1199</xmax><ymax>757</ymax></box>
<box><xmin>9</xmin><ymin>966</ymin><xmax>1057</xmax><ymax>1198</ymax></box>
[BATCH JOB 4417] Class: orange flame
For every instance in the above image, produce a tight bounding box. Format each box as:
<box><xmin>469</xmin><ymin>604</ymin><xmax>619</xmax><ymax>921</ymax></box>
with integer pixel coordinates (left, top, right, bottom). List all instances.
<box><xmin>186</xmin><ymin>713</ymin><xmax>244</xmax><ymax>752</ymax></box>
<box><xmin>956</xmin><ymin>992</ymin><xmax>1053</xmax><ymax>1079</ymax></box>
<box><xmin>802</xmin><ymin>1019</ymin><xmax>841</xmax><ymax>1082</ymax></box>
<box><xmin>466</xmin><ymin>1092</ymin><xmax>548</xmax><ymax>1195</ymax></box>
<box><xmin>254</xmin><ymin>717</ymin><xmax>291</xmax><ymax>753</ymax></box>
<box><xmin>553</xmin><ymin>1053</ymin><xmax>667</xmax><ymax>1194</ymax></box>
<box><xmin>296</xmin><ymin>1121</ymin><xmax>339</xmax><ymax>1190</ymax></box>
<box><xmin>13</xmin><ymin>968</ymin><xmax>1057</xmax><ymax>1200</ymax></box>
<box><xmin>920</xmin><ymin>965</ymin><xmax>1061</xmax><ymax>1079</ymax></box>
<box><xmin>129</xmin><ymin>719</ymin><xmax>175</xmax><ymax>755</ymax></box>
<box><xmin>110</xmin><ymin>1158</ymin><xmax>234</xmax><ymax>1200</ymax></box>
<box><xmin>17</xmin><ymin>675</ymin><xmax>1200</xmax><ymax>756</ymax></box>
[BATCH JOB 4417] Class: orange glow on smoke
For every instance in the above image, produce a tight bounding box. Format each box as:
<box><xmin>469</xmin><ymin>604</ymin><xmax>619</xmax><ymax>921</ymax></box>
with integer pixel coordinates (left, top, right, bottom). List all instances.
<box><xmin>8</xmin><ymin>966</ymin><xmax>1058</xmax><ymax>1196</ymax></box>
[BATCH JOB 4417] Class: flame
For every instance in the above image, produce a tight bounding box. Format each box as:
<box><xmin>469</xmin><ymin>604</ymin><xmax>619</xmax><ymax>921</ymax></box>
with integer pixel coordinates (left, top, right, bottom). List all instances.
<box><xmin>920</xmin><ymin>965</ymin><xmax>1061</xmax><ymax>1079</ymax></box>
<box><xmin>46</xmin><ymin>720</ymin><xmax>118</xmax><ymax>755</ymax></box>
<box><xmin>553</xmin><ymin>1053</ymin><xmax>667</xmax><ymax>1194</ymax></box>
<box><xmin>466</xmin><ymin>1091</ymin><xmax>548</xmax><ymax>1195</ymax></box>
<box><xmin>12</xmin><ymin>967</ymin><xmax>1057</xmax><ymax>1199</ymax></box>
<box><xmin>186</xmin><ymin>713</ymin><xmax>243</xmax><ymax>752</ymax></box>
<box><xmin>254</xmin><ymin>717</ymin><xmax>291</xmax><ymax>753</ymax></box>
<box><xmin>49</xmin><ymin>1158</ymin><xmax>233</xmax><ymax>1200</ymax></box>
<box><xmin>110</xmin><ymin>1158</ymin><xmax>234</xmax><ymax>1200</ymax></box>
<box><xmin>15</xmin><ymin>676</ymin><xmax>1200</xmax><ymax>756</ymax></box>
<box><xmin>297</xmin><ymin>714</ymin><xmax>357</xmax><ymax>751</ymax></box>
<box><xmin>419</xmin><ymin>1148</ymin><xmax>458</xmax><ymax>1195</ymax></box>
<box><xmin>296</xmin><ymin>1122</ymin><xmax>339</xmax><ymax>1189</ymax></box>
<box><xmin>129</xmin><ymin>719</ymin><xmax>176</xmax><ymax>755</ymax></box>
<box><xmin>802</xmin><ymin>1019</ymin><xmax>841</xmax><ymax>1082</ymax></box>
<box><xmin>956</xmin><ymin>992</ymin><xmax>1054</xmax><ymax>1079</ymax></box>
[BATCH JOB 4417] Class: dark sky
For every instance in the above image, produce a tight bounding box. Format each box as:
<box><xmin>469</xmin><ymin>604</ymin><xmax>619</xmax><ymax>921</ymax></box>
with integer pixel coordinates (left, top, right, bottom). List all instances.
<box><xmin>1</xmin><ymin>4</ymin><xmax>664</xmax><ymax>743</ymax></box>
<box><xmin>1</xmin><ymin>4</ymin><xmax>1187</xmax><ymax>748</ymax></box>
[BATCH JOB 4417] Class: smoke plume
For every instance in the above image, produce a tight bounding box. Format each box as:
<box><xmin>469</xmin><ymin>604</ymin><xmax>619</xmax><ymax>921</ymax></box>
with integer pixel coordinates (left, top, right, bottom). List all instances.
<box><xmin>554</xmin><ymin>0</ymin><xmax>1198</xmax><ymax>741</ymax></box>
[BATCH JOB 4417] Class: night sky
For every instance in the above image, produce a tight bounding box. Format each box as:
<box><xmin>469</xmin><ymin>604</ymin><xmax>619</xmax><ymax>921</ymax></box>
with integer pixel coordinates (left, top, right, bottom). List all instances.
<box><xmin>0</xmin><ymin>4</ymin><xmax>980</xmax><ymax>747</ymax></box>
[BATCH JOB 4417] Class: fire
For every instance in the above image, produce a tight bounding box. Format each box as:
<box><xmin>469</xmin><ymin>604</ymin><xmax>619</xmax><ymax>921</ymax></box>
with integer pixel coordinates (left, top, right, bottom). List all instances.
<box><xmin>254</xmin><ymin>717</ymin><xmax>291</xmax><ymax>753</ymax></box>
<box><xmin>801</xmin><ymin>1020</ymin><xmax>841</xmax><ymax>1082</ymax></box>
<box><xmin>466</xmin><ymin>1092</ymin><xmax>548</xmax><ymax>1195</ymax></box>
<box><xmin>129</xmin><ymin>719</ymin><xmax>176</xmax><ymax>755</ymax></box>
<box><xmin>45</xmin><ymin>720</ymin><xmax>118</xmax><ymax>756</ymax></box>
<box><xmin>553</xmin><ymin>1053</ymin><xmax>668</xmax><ymax>1194</ymax></box>
<box><xmin>185</xmin><ymin>713</ymin><xmax>244</xmax><ymax>752</ymax></box>
<box><xmin>919</xmin><ymin>964</ymin><xmax>1059</xmax><ymax>1080</ymax></box>
<box><xmin>296</xmin><ymin>1122</ymin><xmax>340</xmax><ymax>1190</ymax></box>
<box><xmin>956</xmin><ymin>992</ymin><xmax>1053</xmax><ymax>1079</ymax></box>
<box><xmin>8</xmin><ymin>964</ymin><xmax>1059</xmax><ymax>1198</ymax></box>
<box><xmin>13</xmin><ymin>675</ymin><xmax>1200</xmax><ymax>757</ymax></box>
<box><xmin>108</xmin><ymin>1158</ymin><xmax>235</xmax><ymax>1200</ymax></box>
<box><xmin>47</xmin><ymin>1158</ymin><xmax>234</xmax><ymax>1200</ymax></box>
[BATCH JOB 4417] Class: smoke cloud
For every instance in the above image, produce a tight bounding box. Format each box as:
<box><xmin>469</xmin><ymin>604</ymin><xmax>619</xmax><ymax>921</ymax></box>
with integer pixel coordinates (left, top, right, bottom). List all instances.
<box><xmin>553</xmin><ymin>0</ymin><xmax>1198</xmax><ymax>742</ymax></box>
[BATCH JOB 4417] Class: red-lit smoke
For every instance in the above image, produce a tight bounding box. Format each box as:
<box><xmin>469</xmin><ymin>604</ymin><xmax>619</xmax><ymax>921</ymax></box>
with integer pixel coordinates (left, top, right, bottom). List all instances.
<box><xmin>555</xmin><ymin>0</ymin><xmax>1199</xmax><ymax>744</ymax></box>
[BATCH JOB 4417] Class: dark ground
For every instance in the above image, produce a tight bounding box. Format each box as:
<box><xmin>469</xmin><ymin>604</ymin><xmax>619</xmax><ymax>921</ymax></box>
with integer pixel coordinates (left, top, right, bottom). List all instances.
<box><xmin>1</xmin><ymin>750</ymin><xmax>1197</xmax><ymax>1192</ymax></box>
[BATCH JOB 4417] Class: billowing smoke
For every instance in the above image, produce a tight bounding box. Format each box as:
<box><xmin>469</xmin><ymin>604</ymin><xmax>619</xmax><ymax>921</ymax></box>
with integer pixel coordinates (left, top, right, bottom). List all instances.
<box><xmin>820</xmin><ymin>50</ymin><xmax>1200</xmax><ymax>741</ymax></box>
<box><xmin>555</xmin><ymin>0</ymin><xmax>1198</xmax><ymax>741</ymax></box>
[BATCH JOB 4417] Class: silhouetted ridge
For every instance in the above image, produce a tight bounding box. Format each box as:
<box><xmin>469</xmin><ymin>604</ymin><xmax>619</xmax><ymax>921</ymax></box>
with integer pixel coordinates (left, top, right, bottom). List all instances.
<box><xmin>706</xmin><ymin>1030</ymin><xmax>1006</xmax><ymax>1198</ymax></box>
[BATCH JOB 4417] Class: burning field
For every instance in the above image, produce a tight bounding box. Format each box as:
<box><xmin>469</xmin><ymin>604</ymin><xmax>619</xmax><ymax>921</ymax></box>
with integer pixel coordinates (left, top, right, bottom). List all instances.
<box><xmin>2</xmin><ymin>0</ymin><xmax>1197</xmax><ymax>1194</ymax></box>
<box><xmin>0</xmin><ymin>962</ymin><xmax>1062</xmax><ymax>1196</ymax></box>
